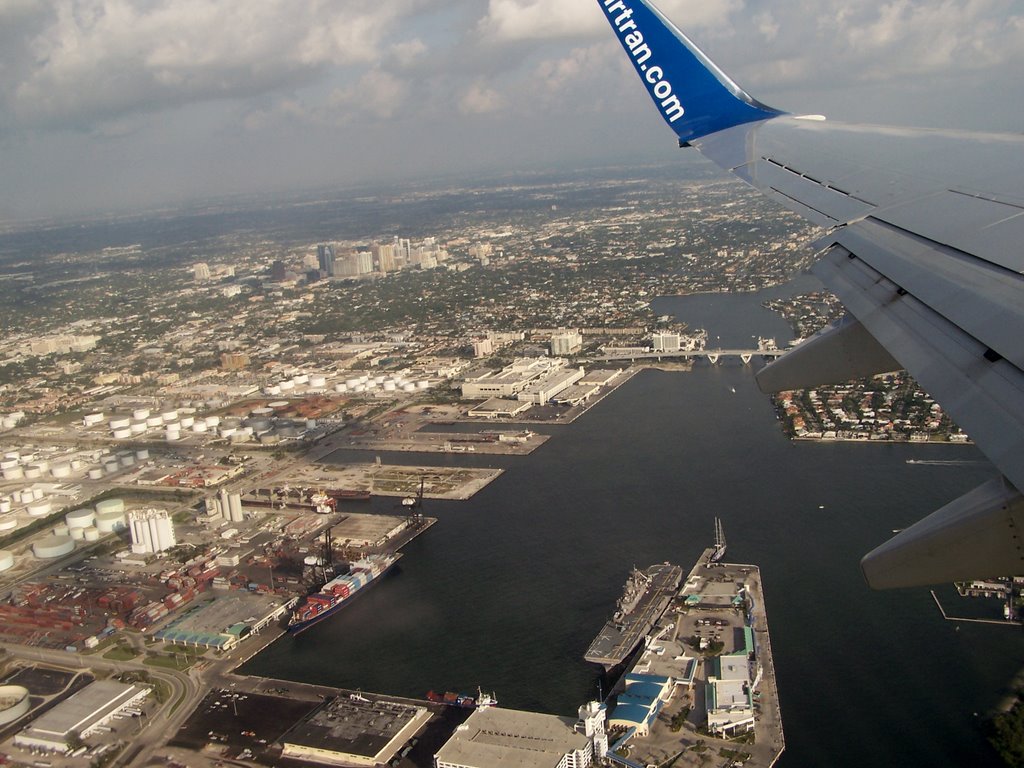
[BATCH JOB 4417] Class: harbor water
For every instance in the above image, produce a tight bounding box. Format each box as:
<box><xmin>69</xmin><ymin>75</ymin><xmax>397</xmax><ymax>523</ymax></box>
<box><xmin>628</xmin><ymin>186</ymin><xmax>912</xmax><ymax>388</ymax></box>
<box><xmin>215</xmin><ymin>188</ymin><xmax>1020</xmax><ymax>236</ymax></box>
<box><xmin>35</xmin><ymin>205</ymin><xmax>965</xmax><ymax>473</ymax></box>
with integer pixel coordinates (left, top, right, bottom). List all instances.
<box><xmin>242</xmin><ymin>277</ymin><xmax>1023</xmax><ymax>767</ymax></box>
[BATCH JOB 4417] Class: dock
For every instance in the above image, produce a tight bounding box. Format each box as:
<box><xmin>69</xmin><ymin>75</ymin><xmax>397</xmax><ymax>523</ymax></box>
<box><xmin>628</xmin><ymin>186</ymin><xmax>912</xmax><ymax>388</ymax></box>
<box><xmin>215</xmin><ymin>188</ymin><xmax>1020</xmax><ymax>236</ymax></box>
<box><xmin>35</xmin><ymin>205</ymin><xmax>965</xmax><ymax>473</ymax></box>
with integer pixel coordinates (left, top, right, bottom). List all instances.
<box><xmin>599</xmin><ymin>548</ymin><xmax>785</xmax><ymax>768</ymax></box>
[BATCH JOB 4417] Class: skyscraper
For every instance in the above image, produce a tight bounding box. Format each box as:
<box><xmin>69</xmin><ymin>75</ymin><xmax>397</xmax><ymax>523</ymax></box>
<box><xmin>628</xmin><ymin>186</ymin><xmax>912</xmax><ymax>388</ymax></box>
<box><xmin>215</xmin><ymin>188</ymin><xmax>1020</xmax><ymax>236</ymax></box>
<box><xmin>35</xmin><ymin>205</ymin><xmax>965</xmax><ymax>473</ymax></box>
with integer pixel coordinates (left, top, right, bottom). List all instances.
<box><xmin>317</xmin><ymin>244</ymin><xmax>336</xmax><ymax>277</ymax></box>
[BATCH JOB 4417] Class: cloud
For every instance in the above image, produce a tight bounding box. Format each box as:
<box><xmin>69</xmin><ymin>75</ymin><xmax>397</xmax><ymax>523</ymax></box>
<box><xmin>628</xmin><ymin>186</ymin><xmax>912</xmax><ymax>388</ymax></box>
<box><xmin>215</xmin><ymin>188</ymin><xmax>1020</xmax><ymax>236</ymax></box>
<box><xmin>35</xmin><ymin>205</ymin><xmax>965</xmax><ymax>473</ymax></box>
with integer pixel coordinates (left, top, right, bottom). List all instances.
<box><xmin>4</xmin><ymin>0</ymin><xmax>419</xmax><ymax>130</ymax></box>
<box><xmin>331</xmin><ymin>69</ymin><xmax>411</xmax><ymax>121</ymax></box>
<box><xmin>459</xmin><ymin>82</ymin><xmax>504</xmax><ymax>114</ymax></box>
<box><xmin>478</xmin><ymin>0</ymin><xmax>743</xmax><ymax>42</ymax></box>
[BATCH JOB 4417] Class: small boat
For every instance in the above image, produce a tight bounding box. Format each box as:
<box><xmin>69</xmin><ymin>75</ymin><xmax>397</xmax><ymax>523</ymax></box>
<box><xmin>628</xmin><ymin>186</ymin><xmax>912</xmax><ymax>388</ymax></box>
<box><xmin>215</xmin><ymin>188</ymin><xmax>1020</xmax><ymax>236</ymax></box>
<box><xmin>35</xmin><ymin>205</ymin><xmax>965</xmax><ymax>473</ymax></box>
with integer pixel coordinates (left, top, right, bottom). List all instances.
<box><xmin>426</xmin><ymin>687</ymin><xmax>497</xmax><ymax>709</ymax></box>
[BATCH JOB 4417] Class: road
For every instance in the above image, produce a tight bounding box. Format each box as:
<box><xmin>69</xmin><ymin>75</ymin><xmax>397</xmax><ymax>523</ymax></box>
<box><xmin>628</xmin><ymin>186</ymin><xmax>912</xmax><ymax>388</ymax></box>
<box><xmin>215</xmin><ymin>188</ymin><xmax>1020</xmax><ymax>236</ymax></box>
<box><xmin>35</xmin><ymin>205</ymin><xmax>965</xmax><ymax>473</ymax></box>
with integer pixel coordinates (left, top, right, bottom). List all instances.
<box><xmin>1</xmin><ymin>641</ymin><xmax>202</xmax><ymax>768</ymax></box>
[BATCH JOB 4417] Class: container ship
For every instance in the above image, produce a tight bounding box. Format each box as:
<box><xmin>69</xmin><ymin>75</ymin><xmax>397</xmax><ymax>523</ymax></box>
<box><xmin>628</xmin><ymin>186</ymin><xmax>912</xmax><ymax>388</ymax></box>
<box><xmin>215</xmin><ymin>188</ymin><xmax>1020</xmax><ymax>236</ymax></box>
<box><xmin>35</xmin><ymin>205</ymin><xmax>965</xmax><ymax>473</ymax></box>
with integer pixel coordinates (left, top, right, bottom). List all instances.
<box><xmin>584</xmin><ymin>562</ymin><xmax>683</xmax><ymax>671</ymax></box>
<box><xmin>288</xmin><ymin>553</ymin><xmax>401</xmax><ymax>634</ymax></box>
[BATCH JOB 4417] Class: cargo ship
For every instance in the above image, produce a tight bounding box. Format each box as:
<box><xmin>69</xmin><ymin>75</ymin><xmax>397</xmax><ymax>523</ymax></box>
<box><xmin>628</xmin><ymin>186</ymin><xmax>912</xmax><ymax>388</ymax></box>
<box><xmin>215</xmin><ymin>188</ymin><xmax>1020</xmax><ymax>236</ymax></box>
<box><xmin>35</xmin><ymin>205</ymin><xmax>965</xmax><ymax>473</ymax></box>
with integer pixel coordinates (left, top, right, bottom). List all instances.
<box><xmin>584</xmin><ymin>562</ymin><xmax>683</xmax><ymax>671</ymax></box>
<box><xmin>426</xmin><ymin>688</ymin><xmax>497</xmax><ymax>709</ymax></box>
<box><xmin>288</xmin><ymin>553</ymin><xmax>401</xmax><ymax>634</ymax></box>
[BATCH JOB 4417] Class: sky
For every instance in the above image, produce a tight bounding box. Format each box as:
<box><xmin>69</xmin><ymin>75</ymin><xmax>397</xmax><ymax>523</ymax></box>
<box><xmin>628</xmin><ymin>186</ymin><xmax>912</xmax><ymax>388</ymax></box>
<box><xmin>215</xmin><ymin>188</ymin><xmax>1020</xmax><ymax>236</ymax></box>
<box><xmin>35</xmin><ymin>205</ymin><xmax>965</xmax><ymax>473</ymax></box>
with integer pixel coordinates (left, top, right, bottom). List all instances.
<box><xmin>2</xmin><ymin>0</ymin><xmax>1023</xmax><ymax>224</ymax></box>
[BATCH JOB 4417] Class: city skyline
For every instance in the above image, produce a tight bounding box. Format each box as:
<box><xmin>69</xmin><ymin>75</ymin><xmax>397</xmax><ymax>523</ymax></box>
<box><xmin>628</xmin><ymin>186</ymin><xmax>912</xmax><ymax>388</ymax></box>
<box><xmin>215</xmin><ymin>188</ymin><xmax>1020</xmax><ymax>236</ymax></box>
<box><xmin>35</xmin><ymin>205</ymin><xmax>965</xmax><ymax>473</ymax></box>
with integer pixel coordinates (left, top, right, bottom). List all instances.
<box><xmin>2</xmin><ymin>0</ymin><xmax>1023</xmax><ymax>223</ymax></box>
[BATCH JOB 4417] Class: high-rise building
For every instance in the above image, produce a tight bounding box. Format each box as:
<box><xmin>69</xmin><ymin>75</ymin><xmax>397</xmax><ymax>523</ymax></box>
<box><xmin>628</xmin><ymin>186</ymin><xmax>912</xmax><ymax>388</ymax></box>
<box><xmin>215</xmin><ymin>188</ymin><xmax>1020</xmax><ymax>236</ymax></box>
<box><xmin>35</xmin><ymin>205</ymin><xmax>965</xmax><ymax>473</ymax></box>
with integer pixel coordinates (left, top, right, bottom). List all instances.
<box><xmin>193</xmin><ymin>263</ymin><xmax>211</xmax><ymax>282</ymax></box>
<box><xmin>355</xmin><ymin>251</ymin><xmax>374</xmax><ymax>275</ymax></box>
<box><xmin>317</xmin><ymin>244</ymin><xmax>336</xmax><ymax>276</ymax></box>
<box><xmin>220</xmin><ymin>352</ymin><xmax>250</xmax><ymax>370</ymax></box>
<box><xmin>270</xmin><ymin>260</ymin><xmax>287</xmax><ymax>282</ymax></box>
<box><xmin>551</xmin><ymin>330</ymin><xmax>583</xmax><ymax>356</ymax></box>
<box><xmin>652</xmin><ymin>331</ymin><xmax>681</xmax><ymax>352</ymax></box>
<box><xmin>129</xmin><ymin>509</ymin><xmax>176</xmax><ymax>555</ymax></box>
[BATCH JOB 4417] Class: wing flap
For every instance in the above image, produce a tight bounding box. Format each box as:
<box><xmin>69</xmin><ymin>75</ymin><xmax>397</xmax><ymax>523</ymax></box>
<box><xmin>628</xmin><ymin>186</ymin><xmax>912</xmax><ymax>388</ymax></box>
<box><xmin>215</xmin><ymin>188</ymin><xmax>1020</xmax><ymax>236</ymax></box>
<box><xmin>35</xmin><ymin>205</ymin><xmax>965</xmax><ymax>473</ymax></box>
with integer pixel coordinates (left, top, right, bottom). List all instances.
<box><xmin>827</xmin><ymin>219</ymin><xmax>1024</xmax><ymax>372</ymax></box>
<box><xmin>813</xmin><ymin>243</ymin><xmax>1024</xmax><ymax>494</ymax></box>
<box><xmin>861</xmin><ymin>478</ymin><xmax>1024</xmax><ymax>589</ymax></box>
<box><xmin>755</xmin><ymin>315</ymin><xmax>900</xmax><ymax>392</ymax></box>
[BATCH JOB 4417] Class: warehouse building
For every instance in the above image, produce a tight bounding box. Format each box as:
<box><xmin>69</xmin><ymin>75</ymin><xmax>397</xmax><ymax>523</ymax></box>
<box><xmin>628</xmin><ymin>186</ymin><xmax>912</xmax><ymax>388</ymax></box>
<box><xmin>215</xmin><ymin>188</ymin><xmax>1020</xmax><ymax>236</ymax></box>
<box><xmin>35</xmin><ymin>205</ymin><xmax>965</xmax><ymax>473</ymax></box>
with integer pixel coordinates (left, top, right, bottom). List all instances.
<box><xmin>281</xmin><ymin>695</ymin><xmax>428</xmax><ymax>767</ymax></box>
<box><xmin>14</xmin><ymin>680</ymin><xmax>149</xmax><ymax>753</ymax></box>
<box><xmin>434</xmin><ymin>706</ymin><xmax>597</xmax><ymax>768</ymax></box>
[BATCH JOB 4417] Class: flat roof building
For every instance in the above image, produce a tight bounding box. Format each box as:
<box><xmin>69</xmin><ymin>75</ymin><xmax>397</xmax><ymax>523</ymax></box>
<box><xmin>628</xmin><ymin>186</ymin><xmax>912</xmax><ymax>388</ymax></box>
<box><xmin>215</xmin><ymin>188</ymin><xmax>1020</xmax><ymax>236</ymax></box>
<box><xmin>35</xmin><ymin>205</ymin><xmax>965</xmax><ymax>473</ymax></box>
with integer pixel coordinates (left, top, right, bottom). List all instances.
<box><xmin>435</xmin><ymin>706</ymin><xmax>595</xmax><ymax>768</ymax></box>
<box><xmin>15</xmin><ymin>680</ymin><xmax>149</xmax><ymax>753</ymax></box>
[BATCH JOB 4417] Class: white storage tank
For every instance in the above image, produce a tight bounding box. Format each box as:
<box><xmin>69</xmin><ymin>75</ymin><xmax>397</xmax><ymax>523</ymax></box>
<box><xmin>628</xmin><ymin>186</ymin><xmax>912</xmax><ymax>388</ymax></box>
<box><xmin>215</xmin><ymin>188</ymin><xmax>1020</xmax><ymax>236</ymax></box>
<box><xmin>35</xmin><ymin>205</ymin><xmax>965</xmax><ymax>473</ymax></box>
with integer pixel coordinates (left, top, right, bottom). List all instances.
<box><xmin>69</xmin><ymin>527</ymin><xmax>85</xmax><ymax>541</ymax></box>
<box><xmin>268</xmin><ymin>401</ymin><xmax>289</xmax><ymax>410</ymax></box>
<box><xmin>294</xmin><ymin>373</ymin><xmax>309</xmax><ymax>385</ymax></box>
<box><xmin>52</xmin><ymin>524</ymin><xmax>69</xmax><ymax>537</ymax></box>
<box><xmin>31</xmin><ymin>489</ymin><xmax>43</xmax><ymax>500</ymax></box>
<box><xmin>66</xmin><ymin>508</ymin><xmax>95</xmax><ymax>529</ymax></box>
<box><xmin>0</xmin><ymin>499</ymin><xmax>9</xmax><ymax>514</ymax></box>
<box><xmin>146</xmin><ymin>416</ymin><xmax>164</xmax><ymax>428</ymax></box>
<box><xmin>335</xmin><ymin>383</ymin><xmax>349</xmax><ymax>393</ymax></box>
<box><xmin>279</xmin><ymin>380</ymin><xmax>295</xmax><ymax>391</ymax></box>
<box><xmin>26</xmin><ymin>500</ymin><xmax>50</xmax><ymax>517</ymax></box>
<box><xmin>0</xmin><ymin>551</ymin><xmax>14</xmax><ymax>571</ymax></box>
<box><xmin>120</xmin><ymin>455</ymin><xmax>135</xmax><ymax>468</ymax></box>
<box><xmin>130</xmin><ymin>422</ymin><xmax>147</xmax><ymax>434</ymax></box>
<box><xmin>402</xmin><ymin>383</ymin><xmax>417</xmax><ymax>392</ymax></box>
<box><xmin>192</xmin><ymin>422</ymin><xmax>208</xmax><ymax>433</ymax></box>
<box><xmin>0</xmin><ymin>459</ymin><xmax>17</xmax><ymax>470</ymax></box>
<box><xmin>70</xmin><ymin>458</ymin><xmax>84</xmax><ymax>470</ymax></box>
<box><xmin>109</xmin><ymin>417</ymin><xmax>130</xmax><ymax>430</ymax></box>
<box><xmin>161</xmin><ymin>410</ymin><xmax>178</xmax><ymax>423</ymax></box>
<box><xmin>33</xmin><ymin>535</ymin><xmax>74</xmax><ymax>559</ymax></box>
<box><xmin>87</xmin><ymin>468</ymin><xmax>104</xmax><ymax>480</ymax></box>
<box><xmin>1</xmin><ymin>467</ymin><xmax>22</xmax><ymax>481</ymax></box>
<box><xmin>83</xmin><ymin>527</ymin><xmax>100</xmax><ymax>542</ymax></box>
<box><xmin>205</xmin><ymin>416</ymin><xmax>221</xmax><ymax>428</ymax></box>
<box><xmin>83</xmin><ymin>413</ymin><xmax>105</xmax><ymax>427</ymax></box>
<box><xmin>96</xmin><ymin>499</ymin><xmax>125</xmax><ymax>515</ymax></box>
<box><xmin>220</xmin><ymin>428</ymin><xmax>236</xmax><ymax>439</ymax></box>
<box><xmin>23</xmin><ymin>466</ymin><xmax>41</xmax><ymax>479</ymax></box>
<box><xmin>50</xmin><ymin>462</ymin><xmax>71</xmax><ymax>479</ymax></box>
<box><xmin>132</xmin><ymin>408</ymin><xmax>151</xmax><ymax>421</ymax></box>
<box><xmin>353</xmin><ymin>384</ymin><xmax>366</xmax><ymax>393</ymax></box>
<box><xmin>252</xmin><ymin>407</ymin><xmax>273</xmax><ymax>417</ymax></box>
<box><xmin>310</xmin><ymin>375</ymin><xmax>327</xmax><ymax>388</ymax></box>
<box><xmin>0</xmin><ymin>517</ymin><xmax>16</xmax><ymax>532</ymax></box>
<box><xmin>95</xmin><ymin>509</ymin><xmax>125</xmax><ymax>533</ymax></box>
<box><xmin>306</xmin><ymin>419</ymin><xmax>317</xmax><ymax>430</ymax></box>
<box><xmin>345</xmin><ymin>378</ymin><xmax>361</xmax><ymax>388</ymax></box>
<box><xmin>165</xmin><ymin>428</ymin><xmax>181</xmax><ymax>442</ymax></box>
<box><xmin>383</xmin><ymin>381</ymin><xmax>397</xmax><ymax>392</ymax></box>
<box><xmin>135</xmin><ymin>449</ymin><xmax>149</xmax><ymax>461</ymax></box>
<box><xmin>373</xmin><ymin>375</ymin><xmax>386</xmax><ymax>385</ymax></box>
<box><xmin>179</xmin><ymin>416</ymin><xmax>195</xmax><ymax>428</ymax></box>
<box><xmin>104</xmin><ymin>462</ymin><xmax>120</xmax><ymax>474</ymax></box>
<box><xmin>111</xmin><ymin>428</ymin><xmax>132</xmax><ymax>439</ymax></box>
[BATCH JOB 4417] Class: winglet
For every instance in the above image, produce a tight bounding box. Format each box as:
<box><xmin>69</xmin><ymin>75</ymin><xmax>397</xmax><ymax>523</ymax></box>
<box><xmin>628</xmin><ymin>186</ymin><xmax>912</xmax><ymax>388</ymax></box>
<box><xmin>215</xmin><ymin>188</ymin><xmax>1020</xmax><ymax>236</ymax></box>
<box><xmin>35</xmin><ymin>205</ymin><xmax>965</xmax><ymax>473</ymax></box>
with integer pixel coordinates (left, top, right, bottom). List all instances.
<box><xmin>597</xmin><ymin>0</ymin><xmax>782</xmax><ymax>142</ymax></box>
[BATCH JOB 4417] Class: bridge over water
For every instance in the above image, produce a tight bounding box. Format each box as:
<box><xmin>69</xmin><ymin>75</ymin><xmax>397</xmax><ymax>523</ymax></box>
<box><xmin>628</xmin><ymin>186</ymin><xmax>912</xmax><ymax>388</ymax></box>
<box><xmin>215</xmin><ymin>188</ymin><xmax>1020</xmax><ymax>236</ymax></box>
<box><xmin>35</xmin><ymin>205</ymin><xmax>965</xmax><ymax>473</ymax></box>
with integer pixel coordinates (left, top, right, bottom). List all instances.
<box><xmin>588</xmin><ymin>348</ymin><xmax>787</xmax><ymax>365</ymax></box>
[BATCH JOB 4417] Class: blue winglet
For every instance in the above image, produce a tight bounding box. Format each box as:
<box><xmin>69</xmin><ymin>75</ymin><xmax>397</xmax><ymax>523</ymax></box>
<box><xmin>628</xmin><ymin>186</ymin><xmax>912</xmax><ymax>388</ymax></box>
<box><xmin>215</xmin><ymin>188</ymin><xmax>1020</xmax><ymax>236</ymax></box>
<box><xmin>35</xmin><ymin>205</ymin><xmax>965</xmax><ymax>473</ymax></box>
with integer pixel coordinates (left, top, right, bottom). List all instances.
<box><xmin>597</xmin><ymin>0</ymin><xmax>782</xmax><ymax>143</ymax></box>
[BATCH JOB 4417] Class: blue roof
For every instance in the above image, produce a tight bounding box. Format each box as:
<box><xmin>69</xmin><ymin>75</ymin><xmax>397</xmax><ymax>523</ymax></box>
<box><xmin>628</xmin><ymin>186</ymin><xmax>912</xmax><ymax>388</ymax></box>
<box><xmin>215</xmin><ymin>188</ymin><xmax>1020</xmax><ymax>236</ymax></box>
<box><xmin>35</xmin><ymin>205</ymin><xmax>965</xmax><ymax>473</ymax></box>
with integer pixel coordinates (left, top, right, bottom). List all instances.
<box><xmin>621</xmin><ymin>682</ymin><xmax>666</xmax><ymax>703</ymax></box>
<box><xmin>611</xmin><ymin>702</ymin><xmax>656</xmax><ymax>726</ymax></box>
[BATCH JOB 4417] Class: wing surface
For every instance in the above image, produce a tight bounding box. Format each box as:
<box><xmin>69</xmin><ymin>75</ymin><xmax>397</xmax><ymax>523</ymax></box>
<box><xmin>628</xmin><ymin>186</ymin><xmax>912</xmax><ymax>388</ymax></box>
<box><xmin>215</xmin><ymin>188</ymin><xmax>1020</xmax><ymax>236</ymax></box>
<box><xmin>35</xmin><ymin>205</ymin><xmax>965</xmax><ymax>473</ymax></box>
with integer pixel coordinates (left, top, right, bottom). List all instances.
<box><xmin>597</xmin><ymin>0</ymin><xmax>1024</xmax><ymax>588</ymax></box>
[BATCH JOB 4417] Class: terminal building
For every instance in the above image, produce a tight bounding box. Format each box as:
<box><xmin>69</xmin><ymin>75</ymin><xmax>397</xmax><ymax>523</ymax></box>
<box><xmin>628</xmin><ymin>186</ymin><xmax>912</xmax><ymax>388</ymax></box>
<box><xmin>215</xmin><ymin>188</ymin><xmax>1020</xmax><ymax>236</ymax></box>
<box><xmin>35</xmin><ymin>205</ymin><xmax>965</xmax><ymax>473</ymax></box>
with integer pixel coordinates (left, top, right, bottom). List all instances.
<box><xmin>434</xmin><ymin>703</ymin><xmax>606</xmax><ymax>768</ymax></box>
<box><xmin>461</xmin><ymin>358</ymin><xmax>585</xmax><ymax>406</ymax></box>
<box><xmin>14</xmin><ymin>680</ymin><xmax>149</xmax><ymax>753</ymax></box>
<box><xmin>706</xmin><ymin>628</ymin><xmax>757</xmax><ymax>737</ymax></box>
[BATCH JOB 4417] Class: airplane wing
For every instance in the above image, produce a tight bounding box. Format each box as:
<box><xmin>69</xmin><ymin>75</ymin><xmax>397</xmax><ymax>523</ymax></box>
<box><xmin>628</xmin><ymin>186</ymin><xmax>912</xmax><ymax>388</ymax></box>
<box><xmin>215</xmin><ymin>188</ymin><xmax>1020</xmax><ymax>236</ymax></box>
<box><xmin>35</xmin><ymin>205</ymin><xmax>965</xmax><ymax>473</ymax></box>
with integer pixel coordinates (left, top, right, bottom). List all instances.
<box><xmin>597</xmin><ymin>0</ymin><xmax>1024</xmax><ymax>589</ymax></box>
